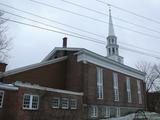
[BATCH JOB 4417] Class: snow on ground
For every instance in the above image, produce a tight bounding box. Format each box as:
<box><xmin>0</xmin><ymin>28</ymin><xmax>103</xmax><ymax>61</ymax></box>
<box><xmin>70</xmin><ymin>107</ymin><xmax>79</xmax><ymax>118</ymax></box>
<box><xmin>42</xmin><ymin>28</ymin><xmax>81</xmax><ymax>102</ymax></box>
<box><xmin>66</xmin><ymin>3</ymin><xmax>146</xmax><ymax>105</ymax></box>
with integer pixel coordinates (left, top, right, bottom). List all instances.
<box><xmin>101</xmin><ymin>112</ymin><xmax>160</xmax><ymax>120</ymax></box>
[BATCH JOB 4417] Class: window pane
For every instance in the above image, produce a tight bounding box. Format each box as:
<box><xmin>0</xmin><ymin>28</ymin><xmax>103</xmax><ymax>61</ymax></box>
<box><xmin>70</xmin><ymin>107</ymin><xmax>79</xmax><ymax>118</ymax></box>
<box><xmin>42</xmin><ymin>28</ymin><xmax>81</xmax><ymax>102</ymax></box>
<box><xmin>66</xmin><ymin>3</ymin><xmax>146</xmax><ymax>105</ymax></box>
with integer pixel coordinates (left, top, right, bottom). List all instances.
<box><xmin>0</xmin><ymin>91</ymin><xmax>4</xmax><ymax>108</ymax></box>
<box><xmin>90</xmin><ymin>106</ymin><xmax>98</xmax><ymax>117</ymax></box>
<box><xmin>23</xmin><ymin>94</ymin><xmax>30</xmax><ymax>109</ymax></box>
<box><xmin>61</xmin><ymin>98</ymin><xmax>69</xmax><ymax>109</ymax></box>
<box><xmin>70</xmin><ymin>99</ymin><xmax>77</xmax><ymax>109</ymax></box>
<box><xmin>23</xmin><ymin>94</ymin><xmax>39</xmax><ymax>110</ymax></box>
<box><xmin>32</xmin><ymin>96</ymin><xmax>39</xmax><ymax>109</ymax></box>
<box><xmin>52</xmin><ymin>97</ymin><xmax>60</xmax><ymax>108</ymax></box>
<box><xmin>97</xmin><ymin>67</ymin><xmax>103</xmax><ymax>99</ymax></box>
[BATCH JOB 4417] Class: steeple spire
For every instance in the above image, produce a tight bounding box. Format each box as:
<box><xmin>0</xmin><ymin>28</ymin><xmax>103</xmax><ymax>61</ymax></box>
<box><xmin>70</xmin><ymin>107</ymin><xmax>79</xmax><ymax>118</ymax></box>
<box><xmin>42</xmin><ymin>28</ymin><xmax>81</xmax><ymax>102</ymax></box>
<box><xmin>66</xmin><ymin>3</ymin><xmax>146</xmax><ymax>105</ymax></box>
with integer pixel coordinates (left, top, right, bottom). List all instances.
<box><xmin>108</xmin><ymin>9</ymin><xmax>115</xmax><ymax>36</ymax></box>
<box><xmin>106</xmin><ymin>8</ymin><xmax>124</xmax><ymax>64</ymax></box>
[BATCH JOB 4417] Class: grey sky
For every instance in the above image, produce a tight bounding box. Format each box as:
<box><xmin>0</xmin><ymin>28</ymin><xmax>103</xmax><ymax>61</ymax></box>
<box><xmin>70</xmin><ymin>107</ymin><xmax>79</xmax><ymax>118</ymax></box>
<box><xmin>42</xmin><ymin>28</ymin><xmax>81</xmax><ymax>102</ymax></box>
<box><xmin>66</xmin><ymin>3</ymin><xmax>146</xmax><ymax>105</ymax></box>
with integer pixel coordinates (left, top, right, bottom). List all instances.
<box><xmin>1</xmin><ymin>0</ymin><xmax>160</xmax><ymax>70</ymax></box>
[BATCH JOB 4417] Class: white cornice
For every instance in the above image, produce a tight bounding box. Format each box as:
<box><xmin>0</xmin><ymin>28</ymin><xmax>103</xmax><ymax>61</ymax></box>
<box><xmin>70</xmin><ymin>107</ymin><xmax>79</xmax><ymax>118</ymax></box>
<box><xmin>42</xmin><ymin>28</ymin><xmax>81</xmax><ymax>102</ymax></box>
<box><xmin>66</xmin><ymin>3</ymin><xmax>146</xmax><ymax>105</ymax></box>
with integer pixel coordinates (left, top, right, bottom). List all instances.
<box><xmin>77</xmin><ymin>50</ymin><xmax>145</xmax><ymax>80</ymax></box>
<box><xmin>0</xmin><ymin>56</ymin><xmax>68</xmax><ymax>77</ymax></box>
<box><xmin>42</xmin><ymin>47</ymin><xmax>83</xmax><ymax>62</ymax></box>
<box><xmin>14</xmin><ymin>81</ymin><xmax>83</xmax><ymax>96</ymax></box>
<box><xmin>0</xmin><ymin>83</ymin><xmax>18</xmax><ymax>90</ymax></box>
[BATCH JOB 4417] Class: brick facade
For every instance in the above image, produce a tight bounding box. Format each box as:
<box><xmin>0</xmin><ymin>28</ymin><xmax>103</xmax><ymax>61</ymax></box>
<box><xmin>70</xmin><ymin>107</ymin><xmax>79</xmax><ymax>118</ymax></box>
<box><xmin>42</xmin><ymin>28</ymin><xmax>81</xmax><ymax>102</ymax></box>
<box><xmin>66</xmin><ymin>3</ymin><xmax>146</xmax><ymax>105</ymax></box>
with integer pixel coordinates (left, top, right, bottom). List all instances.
<box><xmin>0</xmin><ymin>48</ymin><xmax>146</xmax><ymax>120</ymax></box>
<box><xmin>0</xmin><ymin>84</ymin><xmax>83</xmax><ymax>120</ymax></box>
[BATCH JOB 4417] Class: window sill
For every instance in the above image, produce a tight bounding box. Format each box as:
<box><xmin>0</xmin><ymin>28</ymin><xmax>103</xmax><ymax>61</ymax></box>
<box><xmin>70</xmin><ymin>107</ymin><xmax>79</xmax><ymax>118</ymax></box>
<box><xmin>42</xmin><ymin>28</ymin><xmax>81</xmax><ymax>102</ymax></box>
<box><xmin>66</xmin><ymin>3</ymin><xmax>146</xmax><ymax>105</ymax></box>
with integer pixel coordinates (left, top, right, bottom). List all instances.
<box><xmin>23</xmin><ymin>108</ymin><xmax>39</xmax><ymax>110</ymax></box>
<box><xmin>62</xmin><ymin>107</ymin><xmax>69</xmax><ymax>109</ymax></box>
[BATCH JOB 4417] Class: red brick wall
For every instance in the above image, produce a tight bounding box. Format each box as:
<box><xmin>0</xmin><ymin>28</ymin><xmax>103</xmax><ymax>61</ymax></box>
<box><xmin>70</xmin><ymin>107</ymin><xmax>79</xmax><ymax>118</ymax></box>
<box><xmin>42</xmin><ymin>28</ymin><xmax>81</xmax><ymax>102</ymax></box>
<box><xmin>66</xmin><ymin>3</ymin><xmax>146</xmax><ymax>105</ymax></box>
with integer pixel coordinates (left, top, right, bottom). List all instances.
<box><xmin>0</xmin><ymin>87</ymin><xmax>83</xmax><ymax>120</ymax></box>
<box><xmin>4</xmin><ymin>60</ymin><xmax>67</xmax><ymax>89</ymax></box>
<box><xmin>0</xmin><ymin>89</ymin><xmax>18</xmax><ymax>120</ymax></box>
<box><xmin>84</xmin><ymin>62</ymin><xmax>145</xmax><ymax>108</ymax></box>
<box><xmin>16</xmin><ymin>87</ymin><xmax>83</xmax><ymax>120</ymax></box>
<box><xmin>65</xmin><ymin>55</ymin><xmax>83</xmax><ymax>92</ymax></box>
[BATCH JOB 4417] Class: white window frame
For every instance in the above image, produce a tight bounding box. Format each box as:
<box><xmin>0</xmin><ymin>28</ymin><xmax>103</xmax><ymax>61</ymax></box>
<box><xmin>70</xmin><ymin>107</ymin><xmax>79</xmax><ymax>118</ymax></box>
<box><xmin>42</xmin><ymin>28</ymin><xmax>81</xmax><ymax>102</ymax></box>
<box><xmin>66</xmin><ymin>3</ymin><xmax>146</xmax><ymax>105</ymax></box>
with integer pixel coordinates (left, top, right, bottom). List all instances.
<box><xmin>116</xmin><ymin>107</ymin><xmax>120</xmax><ymax>117</ymax></box>
<box><xmin>61</xmin><ymin>98</ymin><xmax>69</xmax><ymax>109</ymax></box>
<box><xmin>52</xmin><ymin>97</ymin><xmax>60</xmax><ymax>108</ymax></box>
<box><xmin>0</xmin><ymin>91</ymin><xmax>4</xmax><ymax>108</ymax></box>
<box><xmin>113</xmin><ymin>73</ymin><xmax>119</xmax><ymax>101</ymax></box>
<box><xmin>90</xmin><ymin>106</ymin><xmax>98</xmax><ymax>118</ymax></box>
<box><xmin>104</xmin><ymin>107</ymin><xmax>110</xmax><ymax>118</ymax></box>
<box><xmin>126</xmin><ymin>77</ymin><xmax>132</xmax><ymax>103</ymax></box>
<box><xmin>70</xmin><ymin>99</ymin><xmax>77</xmax><ymax>109</ymax></box>
<box><xmin>96</xmin><ymin>67</ymin><xmax>104</xmax><ymax>99</ymax></box>
<box><xmin>137</xmin><ymin>80</ymin><xmax>142</xmax><ymax>104</ymax></box>
<box><xmin>23</xmin><ymin>94</ymin><xmax>39</xmax><ymax>110</ymax></box>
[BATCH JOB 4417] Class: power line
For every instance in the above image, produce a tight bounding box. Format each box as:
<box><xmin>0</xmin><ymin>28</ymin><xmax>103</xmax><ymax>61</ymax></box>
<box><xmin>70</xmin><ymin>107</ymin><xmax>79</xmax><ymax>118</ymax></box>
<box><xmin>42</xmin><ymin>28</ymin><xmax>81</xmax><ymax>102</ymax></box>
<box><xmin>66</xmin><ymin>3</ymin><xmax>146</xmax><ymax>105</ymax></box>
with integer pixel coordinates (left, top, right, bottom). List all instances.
<box><xmin>2</xmin><ymin>7</ymin><xmax>160</xmax><ymax>56</ymax></box>
<box><xmin>0</xmin><ymin>17</ymin><xmax>105</xmax><ymax>44</ymax></box>
<box><xmin>58</xmin><ymin>0</ymin><xmax>160</xmax><ymax>34</ymax></box>
<box><xmin>1</xmin><ymin>16</ymin><xmax>160</xmax><ymax>60</ymax></box>
<box><xmin>1</xmin><ymin>9</ymin><xmax>104</xmax><ymax>43</ymax></box>
<box><xmin>1</xmin><ymin>3</ymin><xmax>160</xmax><ymax>55</ymax></box>
<box><xmin>0</xmin><ymin>3</ymin><xmax>104</xmax><ymax>38</ymax></box>
<box><xmin>119</xmin><ymin>42</ymin><xmax>160</xmax><ymax>55</ymax></box>
<box><xmin>96</xmin><ymin>0</ymin><xmax>160</xmax><ymax>25</ymax></box>
<box><xmin>120</xmin><ymin>46</ymin><xmax>160</xmax><ymax>60</ymax></box>
<box><xmin>4</xmin><ymin>8</ymin><xmax>160</xmax><ymax>56</ymax></box>
<box><xmin>28</xmin><ymin>0</ymin><xmax>160</xmax><ymax>40</ymax></box>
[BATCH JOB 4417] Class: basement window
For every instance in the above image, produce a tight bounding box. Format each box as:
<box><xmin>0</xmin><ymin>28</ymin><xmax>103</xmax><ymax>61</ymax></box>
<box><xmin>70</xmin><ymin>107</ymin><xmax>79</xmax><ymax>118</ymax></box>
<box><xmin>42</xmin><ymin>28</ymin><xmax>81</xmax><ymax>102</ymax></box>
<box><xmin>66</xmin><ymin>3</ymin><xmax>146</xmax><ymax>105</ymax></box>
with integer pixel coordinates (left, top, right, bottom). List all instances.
<box><xmin>90</xmin><ymin>106</ymin><xmax>98</xmax><ymax>118</ymax></box>
<box><xmin>0</xmin><ymin>91</ymin><xmax>4</xmax><ymax>108</ymax></box>
<box><xmin>61</xmin><ymin>98</ymin><xmax>69</xmax><ymax>109</ymax></box>
<box><xmin>52</xmin><ymin>97</ymin><xmax>60</xmax><ymax>108</ymax></box>
<box><xmin>23</xmin><ymin>94</ymin><xmax>39</xmax><ymax>110</ymax></box>
<box><xmin>70</xmin><ymin>99</ymin><xmax>77</xmax><ymax>109</ymax></box>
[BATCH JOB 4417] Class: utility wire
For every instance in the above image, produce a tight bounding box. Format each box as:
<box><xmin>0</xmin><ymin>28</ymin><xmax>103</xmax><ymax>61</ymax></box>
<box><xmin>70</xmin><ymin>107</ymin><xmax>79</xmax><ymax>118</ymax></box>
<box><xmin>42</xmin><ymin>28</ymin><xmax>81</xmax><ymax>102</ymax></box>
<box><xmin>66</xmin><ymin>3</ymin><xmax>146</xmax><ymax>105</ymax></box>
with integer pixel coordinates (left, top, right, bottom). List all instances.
<box><xmin>2</xmin><ymin>8</ymin><xmax>160</xmax><ymax>56</ymax></box>
<box><xmin>0</xmin><ymin>17</ymin><xmax>105</xmax><ymax>44</ymax></box>
<box><xmin>0</xmin><ymin>3</ymin><xmax>104</xmax><ymax>38</ymax></box>
<box><xmin>1</xmin><ymin>16</ymin><xmax>160</xmax><ymax>60</ymax></box>
<box><xmin>1</xmin><ymin>9</ymin><xmax>103</xmax><ymax>43</ymax></box>
<box><xmin>58</xmin><ymin>0</ymin><xmax>160</xmax><ymax>34</ymax></box>
<box><xmin>96</xmin><ymin>0</ymin><xmax>160</xmax><ymax>25</ymax></box>
<box><xmin>120</xmin><ymin>46</ymin><xmax>160</xmax><ymax>60</ymax></box>
<box><xmin>28</xmin><ymin>0</ymin><xmax>160</xmax><ymax>40</ymax></box>
<box><xmin>1</xmin><ymin>3</ymin><xmax>160</xmax><ymax>55</ymax></box>
<box><xmin>4</xmin><ymin>9</ymin><xmax>160</xmax><ymax>56</ymax></box>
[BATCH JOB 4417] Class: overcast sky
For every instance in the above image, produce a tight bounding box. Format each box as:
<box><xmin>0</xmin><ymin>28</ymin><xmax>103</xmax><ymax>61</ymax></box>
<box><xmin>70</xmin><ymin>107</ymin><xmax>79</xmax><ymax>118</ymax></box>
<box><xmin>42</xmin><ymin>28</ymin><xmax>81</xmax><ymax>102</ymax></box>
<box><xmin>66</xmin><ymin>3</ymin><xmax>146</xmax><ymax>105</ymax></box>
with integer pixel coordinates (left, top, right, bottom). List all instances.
<box><xmin>1</xmin><ymin>0</ymin><xmax>160</xmax><ymax>70</ymax></box>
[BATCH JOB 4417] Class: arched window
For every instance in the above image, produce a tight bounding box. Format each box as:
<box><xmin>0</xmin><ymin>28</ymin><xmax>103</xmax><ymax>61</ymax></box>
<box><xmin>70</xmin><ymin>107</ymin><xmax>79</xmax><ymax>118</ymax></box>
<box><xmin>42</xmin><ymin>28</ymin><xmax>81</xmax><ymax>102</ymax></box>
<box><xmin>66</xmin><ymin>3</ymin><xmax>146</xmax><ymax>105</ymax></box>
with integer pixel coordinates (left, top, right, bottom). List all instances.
<box><xmin>109</xmin><ymin>48</ymin><xmax>111</xmax><ymax>55</ymax></box>
<box><xmin>112</xmin><ymin>39</ymin><xmax>114</xmax><ymax>44</ymax></box>
<box><xmin>112</xmin><ymin>48</ymin><xmax>115</xmax><ymax>54</ymax></box>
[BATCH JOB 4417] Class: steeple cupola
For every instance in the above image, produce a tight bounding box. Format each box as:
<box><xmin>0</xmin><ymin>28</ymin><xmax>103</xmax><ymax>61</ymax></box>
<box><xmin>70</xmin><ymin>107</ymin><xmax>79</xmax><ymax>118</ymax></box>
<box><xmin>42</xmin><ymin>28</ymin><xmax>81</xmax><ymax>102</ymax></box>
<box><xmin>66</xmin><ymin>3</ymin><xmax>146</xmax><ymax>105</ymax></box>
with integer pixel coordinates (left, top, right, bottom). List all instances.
<box><xmin>106</xmin><ymin>9</ymin><xmax>124</xmax><ymax>64</ymax></box>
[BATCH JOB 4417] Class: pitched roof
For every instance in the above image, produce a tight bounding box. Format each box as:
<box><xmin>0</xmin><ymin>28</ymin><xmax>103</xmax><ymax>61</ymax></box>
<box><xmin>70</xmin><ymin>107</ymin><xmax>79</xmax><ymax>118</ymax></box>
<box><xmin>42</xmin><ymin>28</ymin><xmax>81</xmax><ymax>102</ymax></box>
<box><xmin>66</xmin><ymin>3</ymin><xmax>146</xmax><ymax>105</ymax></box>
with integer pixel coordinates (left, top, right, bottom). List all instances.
<box><xmin>0</xmin><ymin>56</ymin><xmax>68</xmax><ymax>77</ymax></box>
<box><xmin>0</xmin><ymin>47</ymin><xmax>145</xmax><ymax>80</ymax></box>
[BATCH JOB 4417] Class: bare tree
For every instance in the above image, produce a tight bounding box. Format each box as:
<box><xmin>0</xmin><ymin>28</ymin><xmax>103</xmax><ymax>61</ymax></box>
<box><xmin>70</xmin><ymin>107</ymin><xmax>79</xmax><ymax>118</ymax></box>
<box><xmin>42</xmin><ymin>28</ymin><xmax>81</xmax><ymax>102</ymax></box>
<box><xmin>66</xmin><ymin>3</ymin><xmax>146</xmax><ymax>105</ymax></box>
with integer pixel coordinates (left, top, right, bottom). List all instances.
<box><xmin>136</xmin><ymin>61</ymin><xmax>160</xmax><ymax>92</ymax></box>
<box><xmin>136</xmin><ymin>61</ymin><xmax>160</xmax><ymax>111</ymax></box>
<box><xmin>0</xmin><ymin>11</ymin><xmax>11</xmax><ymax>62</ymax></box>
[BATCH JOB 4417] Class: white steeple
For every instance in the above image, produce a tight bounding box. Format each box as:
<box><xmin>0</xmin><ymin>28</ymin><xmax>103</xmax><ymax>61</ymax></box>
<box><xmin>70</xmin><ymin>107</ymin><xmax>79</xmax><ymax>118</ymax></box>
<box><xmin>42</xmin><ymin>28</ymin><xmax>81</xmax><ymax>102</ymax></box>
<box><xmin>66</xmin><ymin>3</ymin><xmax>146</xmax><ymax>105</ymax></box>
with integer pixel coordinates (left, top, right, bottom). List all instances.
<box><xmin>106</xmin><ymin>9</ymin><xmax>124</xmax><ymax>64</ymax></box>
<box><xmin>108</xmin><ymin>9</ymin><xmax>115</xmax><ymax>36</ymax></box>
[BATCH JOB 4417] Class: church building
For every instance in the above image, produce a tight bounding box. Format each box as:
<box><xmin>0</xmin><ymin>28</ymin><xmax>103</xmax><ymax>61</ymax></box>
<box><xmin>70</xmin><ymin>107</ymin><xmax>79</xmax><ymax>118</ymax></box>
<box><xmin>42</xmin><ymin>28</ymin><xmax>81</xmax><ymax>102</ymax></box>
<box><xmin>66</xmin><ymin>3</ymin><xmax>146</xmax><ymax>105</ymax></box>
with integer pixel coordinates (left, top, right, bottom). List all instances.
<box><xmin>0</xmin><ymin>9</ymin><xmax>146</xmax><ymax>120</ymax></box>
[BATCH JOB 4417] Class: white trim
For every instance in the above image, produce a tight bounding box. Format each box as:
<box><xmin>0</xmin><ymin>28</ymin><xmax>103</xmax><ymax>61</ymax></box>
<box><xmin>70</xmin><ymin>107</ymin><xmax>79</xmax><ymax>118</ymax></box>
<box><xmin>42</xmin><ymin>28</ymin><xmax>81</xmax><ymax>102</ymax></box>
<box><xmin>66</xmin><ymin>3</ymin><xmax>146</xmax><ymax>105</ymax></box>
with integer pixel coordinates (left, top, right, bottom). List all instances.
<box><xmin>61</xmin><ymin>98</ymin><xmax>69</xmax><ymax>109</ymax></box>
<box><xmin>14</xmin><ymin>81</ymin><xmax>83</xmax><ymax>96</ymax></box>
<box><xmin>126</xmin><ymin>77</ymin><xmax>132</xmax><ymax>103</ymax></box>
<box><xmin>0</xmin><ymin>90</ymin><xmax>4</xmax><ymax>108</ymax></box>
<box><xmin>42</xmin><ymin>47</ymin><xmax>83</xmax><ymax>62</ymax></box>
<box><xmin>88</xmin><ymin>105</ymin><xmax>144</xmax><ymax>110</ymax></box>
<box><xmin>113</xmin><ymin>73</ymin><xmax>119</xmax><ymax>101</ymax></box>
<box><xmin>116</xmin><ymin>107</ymin><xmax>121</xmax><ymax>117</ymax></box>
<box><xmin>96</xmin><ymin>67</ymin><xmax>104</xmax><ymax>99</ymax></box>
<box><xmin>0</xmin><ymin>83</ymin><xmax>18</xmax><ymax>90</ymax></box>
<box><xmin>104</xmin><ymin>106</ymin><xmax>110</xmax><ymax>118</ymax></box>
<box><xmin>52</xmin><ymin>97</ymin><xmax>60</xmax><ymax>109</ymax></box>
<box><xmin>77</xmin><ymin>51</ymin><xmax>145</xmax><ymax>80</ymax></box>
<box><xmin>23</xmin><ymin>94</ymin><xmax>39</xmax><ymax>110</ymax></box>
<box><xmin>90</xmin><ymin>106</ymin><xmax>98</xmax><ymax>118</ymax></box>
<box><xmin>1</xmin><ymin>56</ymin><xmax>68</xmax><ymax>77</ymax></box>
<box><xmin>70</xmin><ymin>99</ymin><xmax>77</xmax><ymax>109</ymax></box>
